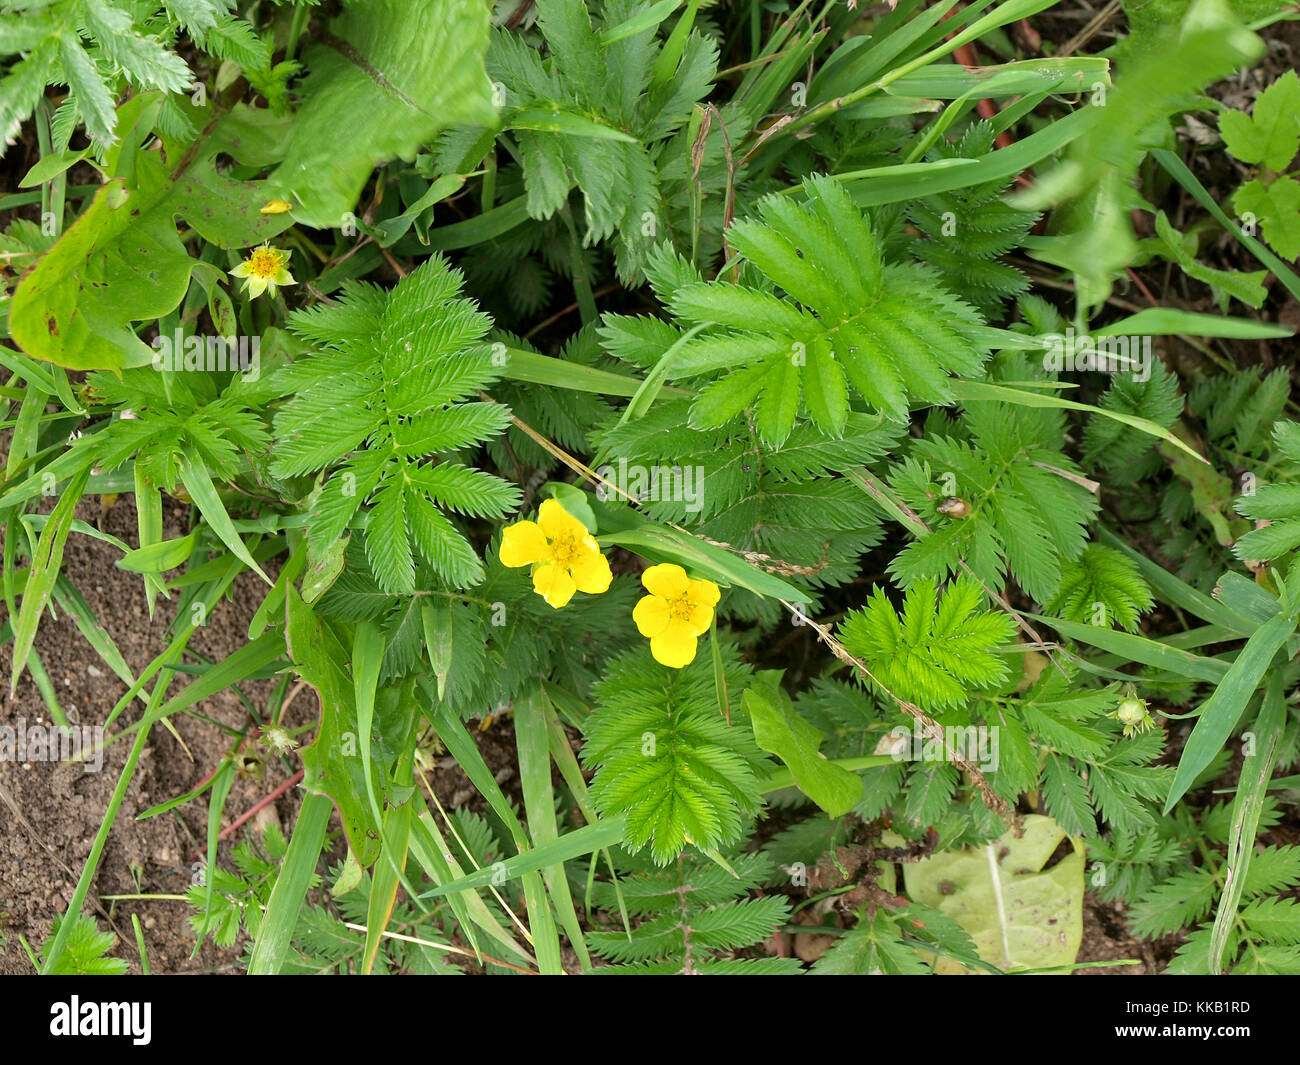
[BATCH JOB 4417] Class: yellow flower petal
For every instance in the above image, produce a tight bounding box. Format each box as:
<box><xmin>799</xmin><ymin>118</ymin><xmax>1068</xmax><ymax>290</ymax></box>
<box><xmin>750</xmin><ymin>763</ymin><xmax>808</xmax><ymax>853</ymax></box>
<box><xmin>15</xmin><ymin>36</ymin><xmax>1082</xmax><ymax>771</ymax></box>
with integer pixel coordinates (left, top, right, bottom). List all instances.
<box><xmin>499</xmin><ymin>520</ymin><xmax>549</xmax><ymax>568</ymax></box>
<box><xmin>274</xmin><ymin>267</ymin><xmax>295</xmax><ymax>286</ymax></box>
<box><xmin>569</xmin><ymin>547</ymin><xmax>612</xmax><ymax>594</ymax></box>
<box><xmin>641</xmin><ymin>563</ymin><xmax>690</xmax><ymax>600</ymax></box>
<box><xmin>230</xmin><ymin>261</ymin><xmax>252</xmax><ymax>278</ymax></box>
<box><xmin>537</xmin><ymin>498</ymin><xmax>588</xmax><ymax>542</ymax></box>
<box><xmin>532</xmin><ymin>561</ymin><xmax>577</xmax><ymax>609</ymax></box>
<box><xmin>633</xmin><ymin>594</ymin><xmax>671</xmax><ymax>637</ymax></box>
<box><xmin>688</xmin><ymin>577</ymin><xmax>721</xmax><ymax>608</ymax></box>
<box><xmin>650</xmin><ymin>623</ymin><xmax>698</xmax><ymax>668</ymax></box>
<box><xmin>682</xmin><ymin>601</ymin><xmax>716</xmax><ymax>637</ymax></box>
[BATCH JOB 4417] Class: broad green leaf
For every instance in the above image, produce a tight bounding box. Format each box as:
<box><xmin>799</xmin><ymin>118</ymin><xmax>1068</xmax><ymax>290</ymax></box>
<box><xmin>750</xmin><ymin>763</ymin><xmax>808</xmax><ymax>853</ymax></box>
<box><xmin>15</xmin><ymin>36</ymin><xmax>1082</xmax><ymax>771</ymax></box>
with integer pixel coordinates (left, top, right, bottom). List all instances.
<box><xmin>10</xmin><ymin>179</ymin><xmax>192</xmax><ymax>370</ymax></box>
<box><xmin>9</xmin><ymin>100</ymin><xmax>295</xmax><ymax>372</ymax></box>
<box><xmin>270</xmin><ymin>0</ymin><xmax>495</xmax><ymax>227</ymax></box>
<box><xmin>744</xmin><ymin>673</ymin><xmax>863</xmax><ymax>816</ymax></box>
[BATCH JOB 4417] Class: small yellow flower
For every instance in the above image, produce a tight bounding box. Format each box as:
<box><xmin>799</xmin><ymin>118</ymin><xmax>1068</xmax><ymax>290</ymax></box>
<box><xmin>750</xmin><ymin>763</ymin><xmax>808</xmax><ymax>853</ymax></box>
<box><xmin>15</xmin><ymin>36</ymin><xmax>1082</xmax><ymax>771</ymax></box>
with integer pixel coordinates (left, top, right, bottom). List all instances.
<box><xmin>633</xmin><ymin>563</ymin><xmax>720</xmax><ymax>669</ymax></box>
<box><xmin>499</xmin><ymin>498</ymin><xmax>612</xmax><ymax>609</ymax></box>
<box><xmin>260</xmin><ymin>199</ymin><xmax>293</xmax><ymax>214</ymax></box>
<box><xmin>230</xmin><ymin>244</ymin><xmax>295</xmax><ymax>299</ymax></box>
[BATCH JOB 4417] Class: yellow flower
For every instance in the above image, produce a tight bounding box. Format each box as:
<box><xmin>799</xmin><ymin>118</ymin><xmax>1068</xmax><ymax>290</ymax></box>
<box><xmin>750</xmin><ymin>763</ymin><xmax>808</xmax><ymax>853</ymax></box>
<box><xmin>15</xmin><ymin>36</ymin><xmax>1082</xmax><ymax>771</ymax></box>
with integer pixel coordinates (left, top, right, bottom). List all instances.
<box><xmin>499</xmin><ymin>498</ymin><xmax>612</xmax><ymax>609</ymax></box>
<box><xmin>633</xmin><ymin>563</ymin><xmax>720</xmax><ymax>668</ymax></box>
<box><xmin>230</xmin><ymin>244</ymin><xmax>295</xmax><ymax>299</ymax></box>
<box><xmin>259</xmin><ymin>199</ymin><xmax>293</xmax><ymax>214</ymax></box>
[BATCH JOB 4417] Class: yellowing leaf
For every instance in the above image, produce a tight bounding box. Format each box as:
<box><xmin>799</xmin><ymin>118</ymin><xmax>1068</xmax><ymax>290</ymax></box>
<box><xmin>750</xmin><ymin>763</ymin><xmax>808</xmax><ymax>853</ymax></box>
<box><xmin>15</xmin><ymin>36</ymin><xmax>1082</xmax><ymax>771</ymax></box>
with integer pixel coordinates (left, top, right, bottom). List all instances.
<box><xmin>904</xmin><ymin>814</ymin><xmax>1085</xmax><ymax>973</ymax></box>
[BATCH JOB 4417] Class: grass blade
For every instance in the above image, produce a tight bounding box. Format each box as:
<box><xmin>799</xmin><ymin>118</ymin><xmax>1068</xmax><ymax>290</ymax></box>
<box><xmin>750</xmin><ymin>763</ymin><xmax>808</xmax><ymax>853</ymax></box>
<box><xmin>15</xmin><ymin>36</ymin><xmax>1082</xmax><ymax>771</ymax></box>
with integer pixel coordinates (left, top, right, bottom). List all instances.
<box><xmin>515</xmin><ymin>684</ymin><xmax>592</xmax><ymax>970</ymax></box>
<box><xmin>1164</xmin><ymin>611</ymin><xmax>1296</xmax><ymax>813</ymax></box>
<box><xmin>10</xmin><ymin>465</ymin><xmax>89</xmax><ymax>692</ymax></box>
<box><xmin>247</xmin><ymin>791</ymin><xmax>331</xmax><ymax>975</ymax></box>
<box><xmin>178</xmin><ymin>454</ymin><xmax>272</xmax><ymax>585</ymax></box>
<box><xmin>1209</xmin><ymin>673</ymin><xmax>1286</xmax><ymax>973</ymax></box>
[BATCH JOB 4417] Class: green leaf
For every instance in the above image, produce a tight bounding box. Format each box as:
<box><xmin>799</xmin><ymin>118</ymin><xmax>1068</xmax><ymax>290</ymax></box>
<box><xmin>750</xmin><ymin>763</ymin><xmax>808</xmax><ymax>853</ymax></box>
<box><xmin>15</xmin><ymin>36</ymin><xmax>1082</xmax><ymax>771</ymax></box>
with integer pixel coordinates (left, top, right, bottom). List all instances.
<box><xmin>599</xmin><ymin>522</ymin><xmax>811</xmax><ymax>603</ymax></box>
<box><xmin>515</xmin><ymin>685</ymin><xmax>589</xmax><ymax>971</ymax></box>
<box><xmin>289</xmin><ymin>589</ymin><xmax>381</xmax><ymax>866</ymax></box>
<box><xmin>20</xmin><ymin>147</ymin><xmax>90</xmax><ymax>188</ymax></box>
<box><xmin>583</xmin><ymin>645</ymin><xmax>766</xmax><ymax>865</ymax></box>
<box><xmin>1093</xmin><ymin>307</ymin><xmax>1293</xmax><ymax>341</ymax></box>
<box><xmin>40</xmin><ymin>914</ymin><xmax>128</xmax><ymax>976</ymax></box>
<box><xmin>11</xmin><ymin>466</ymin><xmax>89</xmax><ymax>692</ymax></box>
<box><xmin>743</xmin><ymin>672</ymin><xmax>863</xmax><ymax>816</ymax></box>
<box><xmin>1209</xmin><ymin>674</ymin><xmax>1286</xmax><ymax>973</ymax></box>
<box><xmin>1220</xmin><ymin>70</ymin><xmax>1300</xmax><ymax>171</ymax></box>
<box><xmin>1234</xmin><ymin>176</ymin><xmax>1300</xmax><ymax>261</ymax></box>
<box><xmin>949</xmin><ymin>380</ymin><xmax>1207</xmax><ymax>466</ymax></box>
<box><xmin>247</xmin><ymin>792</ymin><xmax>331</xmax><ymax>975</ymax></box>
<box><xmin>417</xmin><ymin>817</ymin><xmax>627</xmax><ymax>898</ymax></box>
<box><xmin>507</xmin><ymin>106</ymin><xmax>637</xmax><ymax>142</ymax></box>
<box><xmin>10</xmin><ymin>99</ymin><xmax>297</xmax><ymax>371</ymax></box>
<box><xmin>301</xmin><ymin>534</ymin><xmax>349</xmax><ymax>604</ymax></box>
<box><xmin>1164</xmin><ymin>611</ymin><xmax>1297</xmax><ymax>813</ymax></box>
<box><xmin>670</xmin><ymin>176</ymin><xmax>988</xmax><ymax>441</ymax></box>
<box><xmin>10</xmin><ymin>179</ymin><xmax>192</xmax><ymax>371</ymax></box>
<box><xmin>115</xmin><ymin>532</ymin><xmax>198</xmax><ymax>575</ymax></box>
<box><xmin>270</xmin><ymin>0</ymin><xmax>495</xmax><ymax>227</ymax></box>
<box><xmin>58</xmin><ymin>33</ymin><xmax>117</xmax><ymax>146</ymax></box>
<box><xmin>1146</xmin><ymin>211</ymin><xmax>1267</xmax><ymax>309</ymax></box>
<box><xmin>1154</xmin><ymin>148</ymin><xmax>1300</xmax><ymax>303</ymax></box>
<box><xmin>1028</xmin><ymin>612</ymin><xmax>1229</xmax><ymax>682</ymax></box>
<box><xmin>178</xmin><ymin>454</ymin><xmax>272</xmax><ymax>586</ymax></box>
<box><xmin>497</xmin><ymin>346</ymin><xmax>649</xmax><ymax>397</ymax></box>
<box><xmin>839</xmin><ymin>577</ymin><xmax>1016</xmax><ymax>712</ymax></box>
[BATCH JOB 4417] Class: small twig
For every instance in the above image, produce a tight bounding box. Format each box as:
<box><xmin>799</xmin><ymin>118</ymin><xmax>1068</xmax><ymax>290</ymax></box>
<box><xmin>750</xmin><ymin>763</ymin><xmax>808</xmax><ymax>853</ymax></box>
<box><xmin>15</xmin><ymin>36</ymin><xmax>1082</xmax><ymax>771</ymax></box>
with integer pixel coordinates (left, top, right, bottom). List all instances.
<box><xmin>523</xmin><ymin>282</ymin><xmax>622</xmax><ymax>339</ymax></box>
<box><xmin>708</xmin><ymin>104</ymin><xmax>738</xmax><ymax>276</ymax></box>
<box><xmin>1058</xmin><ymin>0</ymin><xmax>1122</xmax><ymax>58</ymax></box>
<box><xmin>340</xmin><ymin>921</ymin><xmax>539</xmax><ymax>974</ymax></box>
<box><xmin>192</xmin><ymin>770</ymin><xmax>304</xmax><ymax>859</ymax></box>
